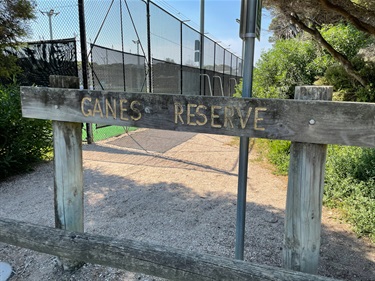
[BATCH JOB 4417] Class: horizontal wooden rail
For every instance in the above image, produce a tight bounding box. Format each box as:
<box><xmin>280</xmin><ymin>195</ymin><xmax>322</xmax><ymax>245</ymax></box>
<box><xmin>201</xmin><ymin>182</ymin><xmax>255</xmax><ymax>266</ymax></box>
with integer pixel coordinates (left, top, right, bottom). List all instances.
<box><xmin>0</xmin><ymin>218</ymin><xmax>340</xmax><ymax>281</ymax></box>
<box><xmin>20</xmin><ymin>87</ymin><xmax>375</xmax><ymax>147</ymax></box>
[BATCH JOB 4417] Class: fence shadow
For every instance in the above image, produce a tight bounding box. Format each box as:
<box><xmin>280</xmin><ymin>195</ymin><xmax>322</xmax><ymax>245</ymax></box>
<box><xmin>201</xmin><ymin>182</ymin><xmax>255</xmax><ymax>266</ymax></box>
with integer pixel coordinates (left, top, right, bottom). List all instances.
<box><xmin>82</xmin><ymin>166</ymin><xmax>375</xmax><ymax>281</ymax></box>
<box><xmin>0</xmin><ymin>142</ymin><xmax>374</xmax><ymax>280</ymax></box>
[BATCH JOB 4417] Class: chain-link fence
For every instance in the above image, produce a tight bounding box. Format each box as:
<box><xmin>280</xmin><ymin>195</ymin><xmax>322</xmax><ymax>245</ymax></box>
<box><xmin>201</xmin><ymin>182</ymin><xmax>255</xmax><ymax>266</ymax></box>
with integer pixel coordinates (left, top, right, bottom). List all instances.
<box><xmin>6</xmin><ymin>38</ymin><xmax>78</xmax><ymax>87</ymax></box>
<box><xmin>27</xmin><ymin>0</ymin><xmax>243</xmax><ymax>142</ymax></box>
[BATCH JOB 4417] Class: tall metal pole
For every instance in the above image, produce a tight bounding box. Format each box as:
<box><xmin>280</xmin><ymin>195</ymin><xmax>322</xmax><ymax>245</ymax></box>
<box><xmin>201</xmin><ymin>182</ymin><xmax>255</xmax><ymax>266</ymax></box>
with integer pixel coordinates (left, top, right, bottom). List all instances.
<box><xmin>78</xmin><ymin>0</ymin><xmax>93</xmax><ymax>144</ymax></box>
<box><xmin>48</xmin><ymin>13</ymin><xmax>53</xmax><ymax>39</ymax></box>
<box><xmin>146</xmin><ymin>0</ymin><xmax>153</xmax><ymax>93</ymax></box>
<box><xmin>200</xmin><ymin>0</ymin><xmax>205</xmax><ymax>95</ymax></box>
<box><xmin>200</xmin><ymin>0</ymin><xmax>205</xmax><ymax>68</ymax></box>
<box><xmin>235</xmin><ymin>0</ymin><xmax>259</xmax><ymax>260</ymax></box>
<box><xmin>40</xmin><ymin>9</ymin><xmax>59</xmax><ymax>40</ymax></box>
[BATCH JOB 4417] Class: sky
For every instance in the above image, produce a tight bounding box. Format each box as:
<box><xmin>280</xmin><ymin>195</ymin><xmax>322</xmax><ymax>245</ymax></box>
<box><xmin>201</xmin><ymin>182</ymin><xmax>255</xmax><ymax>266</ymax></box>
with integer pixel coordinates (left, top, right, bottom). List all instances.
<box><xmin>152</xmin><ymin>0</ymin><xmax>274</xmax><ymax>62</ymax></box>
<box><xmin>29</xmin><ymin>0</ymin><xmax>273</xmax><ymax>64</ymax></box>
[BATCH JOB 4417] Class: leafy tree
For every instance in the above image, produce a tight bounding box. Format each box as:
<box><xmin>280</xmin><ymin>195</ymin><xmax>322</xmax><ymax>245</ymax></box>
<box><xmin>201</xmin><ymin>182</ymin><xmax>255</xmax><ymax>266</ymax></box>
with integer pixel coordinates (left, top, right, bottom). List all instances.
<box><xmin>0</xmin><ymin>0</ymin><xmax>36</xmax><ymax>80</ymax></box>
<box><xmin>252</xmin><ymin>38</ymin><xmax>322</xmax><ymax>99</ymax></box>
<box><xmin>321</xmin><ymin>23</ymin><xmax>372</xmax><ymax>59</ymax></box>
<box><xmin>317</xmin><ymin>23</ymin><xmax>375</xmax><ymax>101</ymax></box>
<box><xmin>263</xmin><ymin>0</ymin><xmax>375</xmax><ymax>87</ymax></box>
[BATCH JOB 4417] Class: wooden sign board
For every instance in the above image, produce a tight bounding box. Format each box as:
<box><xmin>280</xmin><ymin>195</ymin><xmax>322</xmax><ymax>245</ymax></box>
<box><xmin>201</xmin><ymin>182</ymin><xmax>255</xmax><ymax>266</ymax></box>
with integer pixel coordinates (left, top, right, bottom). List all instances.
<box><xmin>21</xmin><ymin>87</ymin><xmax>375</xmax><ymax>147</ymax></box>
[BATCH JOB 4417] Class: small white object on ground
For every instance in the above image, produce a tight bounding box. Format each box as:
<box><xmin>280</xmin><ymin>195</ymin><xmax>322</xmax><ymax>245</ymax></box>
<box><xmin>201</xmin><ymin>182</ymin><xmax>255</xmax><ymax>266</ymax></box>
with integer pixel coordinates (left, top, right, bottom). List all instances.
<box><xmin>0</xmin><ymin>262</ymin><xmax>12</xmax><ymax>281</ymax></box>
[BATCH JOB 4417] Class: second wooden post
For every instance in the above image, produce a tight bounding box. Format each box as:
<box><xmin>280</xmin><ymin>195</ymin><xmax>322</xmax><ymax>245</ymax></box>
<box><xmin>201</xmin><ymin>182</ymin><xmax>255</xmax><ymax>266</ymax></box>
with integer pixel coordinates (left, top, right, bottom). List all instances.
<box><xmin>283</xmin><ymin>86</ymin><xmax>333</xmax><ymax>274</ymax></box>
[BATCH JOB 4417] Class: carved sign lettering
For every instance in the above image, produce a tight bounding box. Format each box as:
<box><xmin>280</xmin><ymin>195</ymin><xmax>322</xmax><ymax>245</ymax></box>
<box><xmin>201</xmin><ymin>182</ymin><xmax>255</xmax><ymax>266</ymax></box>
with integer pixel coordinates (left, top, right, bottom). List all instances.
<box><xmin>20</xmin><ymin>87</ymin><xmax>375</xmax><ymax>147</ymax></box>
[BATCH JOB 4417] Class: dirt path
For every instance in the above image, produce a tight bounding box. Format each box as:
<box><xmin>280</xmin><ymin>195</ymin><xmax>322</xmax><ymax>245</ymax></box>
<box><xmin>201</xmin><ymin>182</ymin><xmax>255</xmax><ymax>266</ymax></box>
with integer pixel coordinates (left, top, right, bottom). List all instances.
<box><xmin>0</xmin><ymin>129</ymin><xmax>374</xmax><ymax>280</ymax></box>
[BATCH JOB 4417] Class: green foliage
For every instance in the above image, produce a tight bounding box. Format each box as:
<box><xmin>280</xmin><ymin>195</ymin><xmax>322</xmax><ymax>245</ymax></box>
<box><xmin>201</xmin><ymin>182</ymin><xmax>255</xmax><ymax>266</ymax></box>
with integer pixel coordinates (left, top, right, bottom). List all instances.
<box><xmin>233</xmin><ymin>79</ymin><xmax>242</xmax><ymax>98</ymax></box>
<box><xmin>249</xmin><ymin>18</ymin><xmax>375</xmax><ymax>242</ymax></box>
<box><xmin>0</xmin><ymin>0</ymin><xmax>36</xmax><ymax>81</ymax></box>
<box><xmin>253</xmin><ymin>38</ymin><xmax>323</xmax><ymax>99</ymax></box>
<box><xmin>0</xmin><ymin>53</ymin><xmax>22</xmax><ymax>80</ymax></box>
<box><xmin>318</xmin><ymin>24</ymin><xmax>375</xmax><ymax>102</ymax></box>
<box><xmin>258</xmin><ymin>140</ymin><xmax>375</xmax><ymax>241</ymax></box>
<box><xmin>253</xmin><ymin>23</ymin><xmax>375</xmax><ymax>102</ymax></box>
<box><xmin>0</xmin><ymin>0</ymin><xmax>36</xmax><ymax>46</ymax></box>
<box><xmin>321</xmin><ymin>23</ymin><xmax>372</xmax><ymax>60</ymax></box>
<box><xmin>0</xmin><ymin>83</ymin><xmax>53</xmax><ymax>180</ymax></box>
<box><xmin>253</xmin><ymin>139</ymin><xmax>291</xmax><ymax>175</ymax></box>
<box><xmin>266</xmin><ymin>140</ymin><xmax>290</xmax><ymax>174</ymax></box>
<box><xmin>325</xmin><ymin>145</ymin><xmax>375</xmax><ymax>241</ymax></box>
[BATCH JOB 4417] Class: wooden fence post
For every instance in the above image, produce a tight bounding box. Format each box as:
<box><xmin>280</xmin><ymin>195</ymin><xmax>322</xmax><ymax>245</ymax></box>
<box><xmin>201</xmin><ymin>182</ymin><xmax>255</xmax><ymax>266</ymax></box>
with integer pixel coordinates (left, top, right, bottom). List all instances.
<box><xmin>283</xmin><ymin>86</ymin><xmax>333</xmax><ymax>274</ymax></box>
<box><xmin>50</xmin><ymin>75</ymin><xmax>84</xmax><ymax>270</ymax></box>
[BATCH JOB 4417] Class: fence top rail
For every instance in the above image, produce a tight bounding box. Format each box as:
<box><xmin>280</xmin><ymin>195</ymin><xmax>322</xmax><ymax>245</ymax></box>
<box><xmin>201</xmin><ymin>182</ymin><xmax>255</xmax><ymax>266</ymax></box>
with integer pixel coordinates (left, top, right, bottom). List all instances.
<box><xmin>21</xmin><ymin>86</ymin><xmax>375</xmax><ymax>148</ymax></box>
<box><xmin>0</xmin><ymin>217</ymin><xmax>341</xmax><ymax>281</ymax></box>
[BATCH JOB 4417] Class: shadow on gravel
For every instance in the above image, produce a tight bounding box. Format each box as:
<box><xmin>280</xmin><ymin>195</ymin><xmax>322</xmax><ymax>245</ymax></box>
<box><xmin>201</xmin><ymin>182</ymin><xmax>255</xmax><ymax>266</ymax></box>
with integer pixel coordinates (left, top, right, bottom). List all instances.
<box><xmin>1</xmin><ymin>128</ymin><xmax>373</xmax><ymax>280</ymax></box>
<box><xmin>83</xmin><ymin>166</ymin><xmax>375</xmax><ymax>281</ymax></box>
<box><xmin>83</xmin><ymin>143</ymin><xmax>239</xmax><ymax>177</ymax></box>
<box><xmin>106</xmin><ymin>130</ymin><xmax>196</xmax><ymax>153</ymax></box>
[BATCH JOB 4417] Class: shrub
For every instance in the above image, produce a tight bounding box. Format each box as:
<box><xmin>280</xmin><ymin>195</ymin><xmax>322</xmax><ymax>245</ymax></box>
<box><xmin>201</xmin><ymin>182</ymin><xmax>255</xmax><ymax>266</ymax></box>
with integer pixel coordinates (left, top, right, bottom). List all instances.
<box><xmin>324</xmin><ymin>145</ymin><xmax>375</xmax><ymax>241</ymax></box>
<box><xmin>257</xmin><ymin>140</ymin><xmax>375</xmax><ymax>241</ymax></box>
<box><xmin>266</xmin><ymin>140</ymin><xmax>291</xmax><ymax>174</ymax></box>
<box><xmin>0</xmin><ymin>83</ymin><xmax>52</xmax><ymax>179</ymax></box>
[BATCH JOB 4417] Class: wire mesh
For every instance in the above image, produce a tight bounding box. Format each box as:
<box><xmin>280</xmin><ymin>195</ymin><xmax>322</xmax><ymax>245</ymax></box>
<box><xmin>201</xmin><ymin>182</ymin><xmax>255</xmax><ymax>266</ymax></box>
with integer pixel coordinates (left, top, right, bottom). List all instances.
<box><xmin>6</xmin><ymin>38</ymin><xmax>78</xmax><ymax>86</ymax></box>
<box><xmin>182</xmin><ymin>25</ymin><xmax>200</xmax><ymax>68</ymax></box>
<box><xmin>150</xmin><ymin>2</ymin><xmax>181</xmax><ymax>64</ymax></box>
<box><xmin>28</xmin><ymin>0</ymin><xmax>243</xmax><ymax>141</ymax></box>
<box><xmin>181</xmin><ymin>65</ymin><xmax>200</xmax><ymax>96</ymax></box>
<box><xmin>152</xmin><ymin>59</ymin><xmax>181</xmax><ymax>94</ymax></box>
<box><xmin>203</xmin><ymin>37</ymin><xmax>215</xmax><ymax>71</ymax></box>
<box><xmin>224</xmin><ymin>50</ymin><xmax>232</xmax><ymax>75</ymax></box>
<box><xmin>91</xmin><ymin>44</ymin><xmax>147</xmax><ymax>92</ymax></box>
<box><xmin>29</xmin><ymin>0</ymin><xmax>242</xmax><ymax>92</ymax></box>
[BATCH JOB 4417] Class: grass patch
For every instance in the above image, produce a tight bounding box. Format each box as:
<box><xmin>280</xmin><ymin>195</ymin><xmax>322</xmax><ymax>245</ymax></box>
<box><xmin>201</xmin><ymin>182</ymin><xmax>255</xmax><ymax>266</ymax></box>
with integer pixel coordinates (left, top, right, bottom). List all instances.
<box><xmin>82</xmin><ymin>126</ymin><xmax>137</xmax><ymax>142</ymax></box>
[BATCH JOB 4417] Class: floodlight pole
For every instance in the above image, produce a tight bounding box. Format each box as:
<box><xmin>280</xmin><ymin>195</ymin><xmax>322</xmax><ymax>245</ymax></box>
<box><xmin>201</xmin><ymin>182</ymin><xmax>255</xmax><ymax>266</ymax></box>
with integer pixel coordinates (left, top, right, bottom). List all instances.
<box><xmin>235</xmin><ymin>0</ymin><xmax>259</xmax><ymax>260</ymax></box>
<box><xmin>200</xmin><ymin>0</ymin><xmax>205</xmax><ymax>68</ymax></box>
<box><xmin>40</xmin><ymin>9</ymin><xmax>59</xmax><ymax>40</ymax></box>
<box><xmin>200</xmin><ymin>0</ymin><xmax>205</xmax><ymax>95</ymax></box>
<box><xmin>132</xmin><ymin>39</ymin><xmax>141</xmax><ymax>66</ymax></box>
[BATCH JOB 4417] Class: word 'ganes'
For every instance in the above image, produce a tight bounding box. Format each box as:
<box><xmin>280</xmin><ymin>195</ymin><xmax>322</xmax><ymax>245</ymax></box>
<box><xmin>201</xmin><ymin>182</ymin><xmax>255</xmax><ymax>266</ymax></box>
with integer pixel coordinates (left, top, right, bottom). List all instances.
<box><xmin>81</xmin><ymin>97</ymin><xmax>142</xmax><ymax>121</ymax></box>
<box><xmin>174</xmin><ymin>103</ymin><xmax>267</xmax><ymax>130</ymax></box>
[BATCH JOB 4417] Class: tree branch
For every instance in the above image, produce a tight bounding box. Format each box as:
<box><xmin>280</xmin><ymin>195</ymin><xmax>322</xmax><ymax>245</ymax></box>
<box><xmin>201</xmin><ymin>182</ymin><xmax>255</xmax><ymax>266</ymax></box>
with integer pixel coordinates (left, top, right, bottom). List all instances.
<box><xmin>288</xmin><ymin>13</ymin><xmax>368</xmax><ymax>87</ymax></box>
<box><xmin>319</xmin><ymin>0</ymin><xmax>375</xmax><ymax>36</ymax></box>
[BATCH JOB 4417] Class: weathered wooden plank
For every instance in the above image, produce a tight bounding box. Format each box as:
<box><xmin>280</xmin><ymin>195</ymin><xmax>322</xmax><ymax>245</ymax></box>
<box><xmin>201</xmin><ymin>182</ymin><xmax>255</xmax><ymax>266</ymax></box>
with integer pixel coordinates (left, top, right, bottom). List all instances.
<box><xmin>283</xmin><ymin>86</ymin><xmax>331</xmax><ymax>274</ymax></box>
<box><xmin>20</xmin><ymin>87</ymin><xmax>375</xmax><ymax>147</ymax></box>
<box><xmin>0</xmin><ymin>218</ymin><xmax>341</xmax><ymax>281</ymax></box>
<box><xmin>50</xmin><ymin>76</ymin><xmax>84</xmax><ymax>271</ymax></box>
<box><xmin>53</xmin><ymin>121</ymin><xmax>84</xmax><ymax>232</ymax></box>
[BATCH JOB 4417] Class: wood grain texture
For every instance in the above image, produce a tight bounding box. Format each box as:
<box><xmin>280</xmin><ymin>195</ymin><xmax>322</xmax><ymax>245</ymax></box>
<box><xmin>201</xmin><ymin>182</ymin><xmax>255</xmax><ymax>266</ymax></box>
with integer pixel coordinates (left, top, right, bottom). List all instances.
<box><xmin>53</xmin><ymin>121</ymin><xmax>84</xmax><ymax>232</ymax></box>
<box><xmin>283</xmin><ymin>86</ymin><xmax>331</xmax><ymax>274</ymax></box>
<box><xmin>0</xmin><ymin>218</ymin><xmax>341</xmax><ymax>281</ymax></box>
<box><xmin>50</xmin><ymin>76</ymin><xmax>84</xmax><ymax>271</ymax></box>
<box><xmin>20</xmin><ymin>87</ymin><xmax>375</xmax><ymax>147</ymax></box>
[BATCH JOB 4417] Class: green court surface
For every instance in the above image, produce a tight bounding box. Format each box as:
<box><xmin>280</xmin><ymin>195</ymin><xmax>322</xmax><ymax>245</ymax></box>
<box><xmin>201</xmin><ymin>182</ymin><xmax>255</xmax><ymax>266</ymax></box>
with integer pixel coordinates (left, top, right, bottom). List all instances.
<box><xmin>82</xmin><ymin>125</ymin><xmax>137</xmax><ymax>142</ymax></box>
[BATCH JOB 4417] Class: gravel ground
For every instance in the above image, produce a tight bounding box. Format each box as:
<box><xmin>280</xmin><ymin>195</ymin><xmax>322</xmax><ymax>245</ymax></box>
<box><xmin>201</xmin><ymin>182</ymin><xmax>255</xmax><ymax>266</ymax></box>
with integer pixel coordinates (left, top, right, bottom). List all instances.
<box><xmin>0</xmin><ymin>129</ymin><xmax>374</xmax><ymax>281</ymax></box>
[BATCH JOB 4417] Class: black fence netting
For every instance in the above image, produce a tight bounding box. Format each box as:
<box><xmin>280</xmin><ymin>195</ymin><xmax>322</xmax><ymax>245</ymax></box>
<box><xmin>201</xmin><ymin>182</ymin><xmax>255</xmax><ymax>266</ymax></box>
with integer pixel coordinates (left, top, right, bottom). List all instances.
<box><xmin>5</xmin><ymin>38</ymin><xmax>78</xmax><ymax>87</ymax></box>
<box><xmin>152</xmin><ymin>59</ymin><xmax>180</xmax><ymax>94</ymax></box>
<box><xmin>91</xmin><ymin>44</ymin><xmax>147</xmax><ymax>92</ymax></box>
<box><xmin>92</xmin><ymin>42</ymin><xmax>241</xmax><ymax>96</ymax></box>
<box><xmin>182</xmin><ymin>66</ymin><xmax>200</xmax><ymax>96</ymax></box>
<box><xmin>25</xmin><ymin>0</ymin><xmax>243</xmax><ymax>95</ymax></box>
